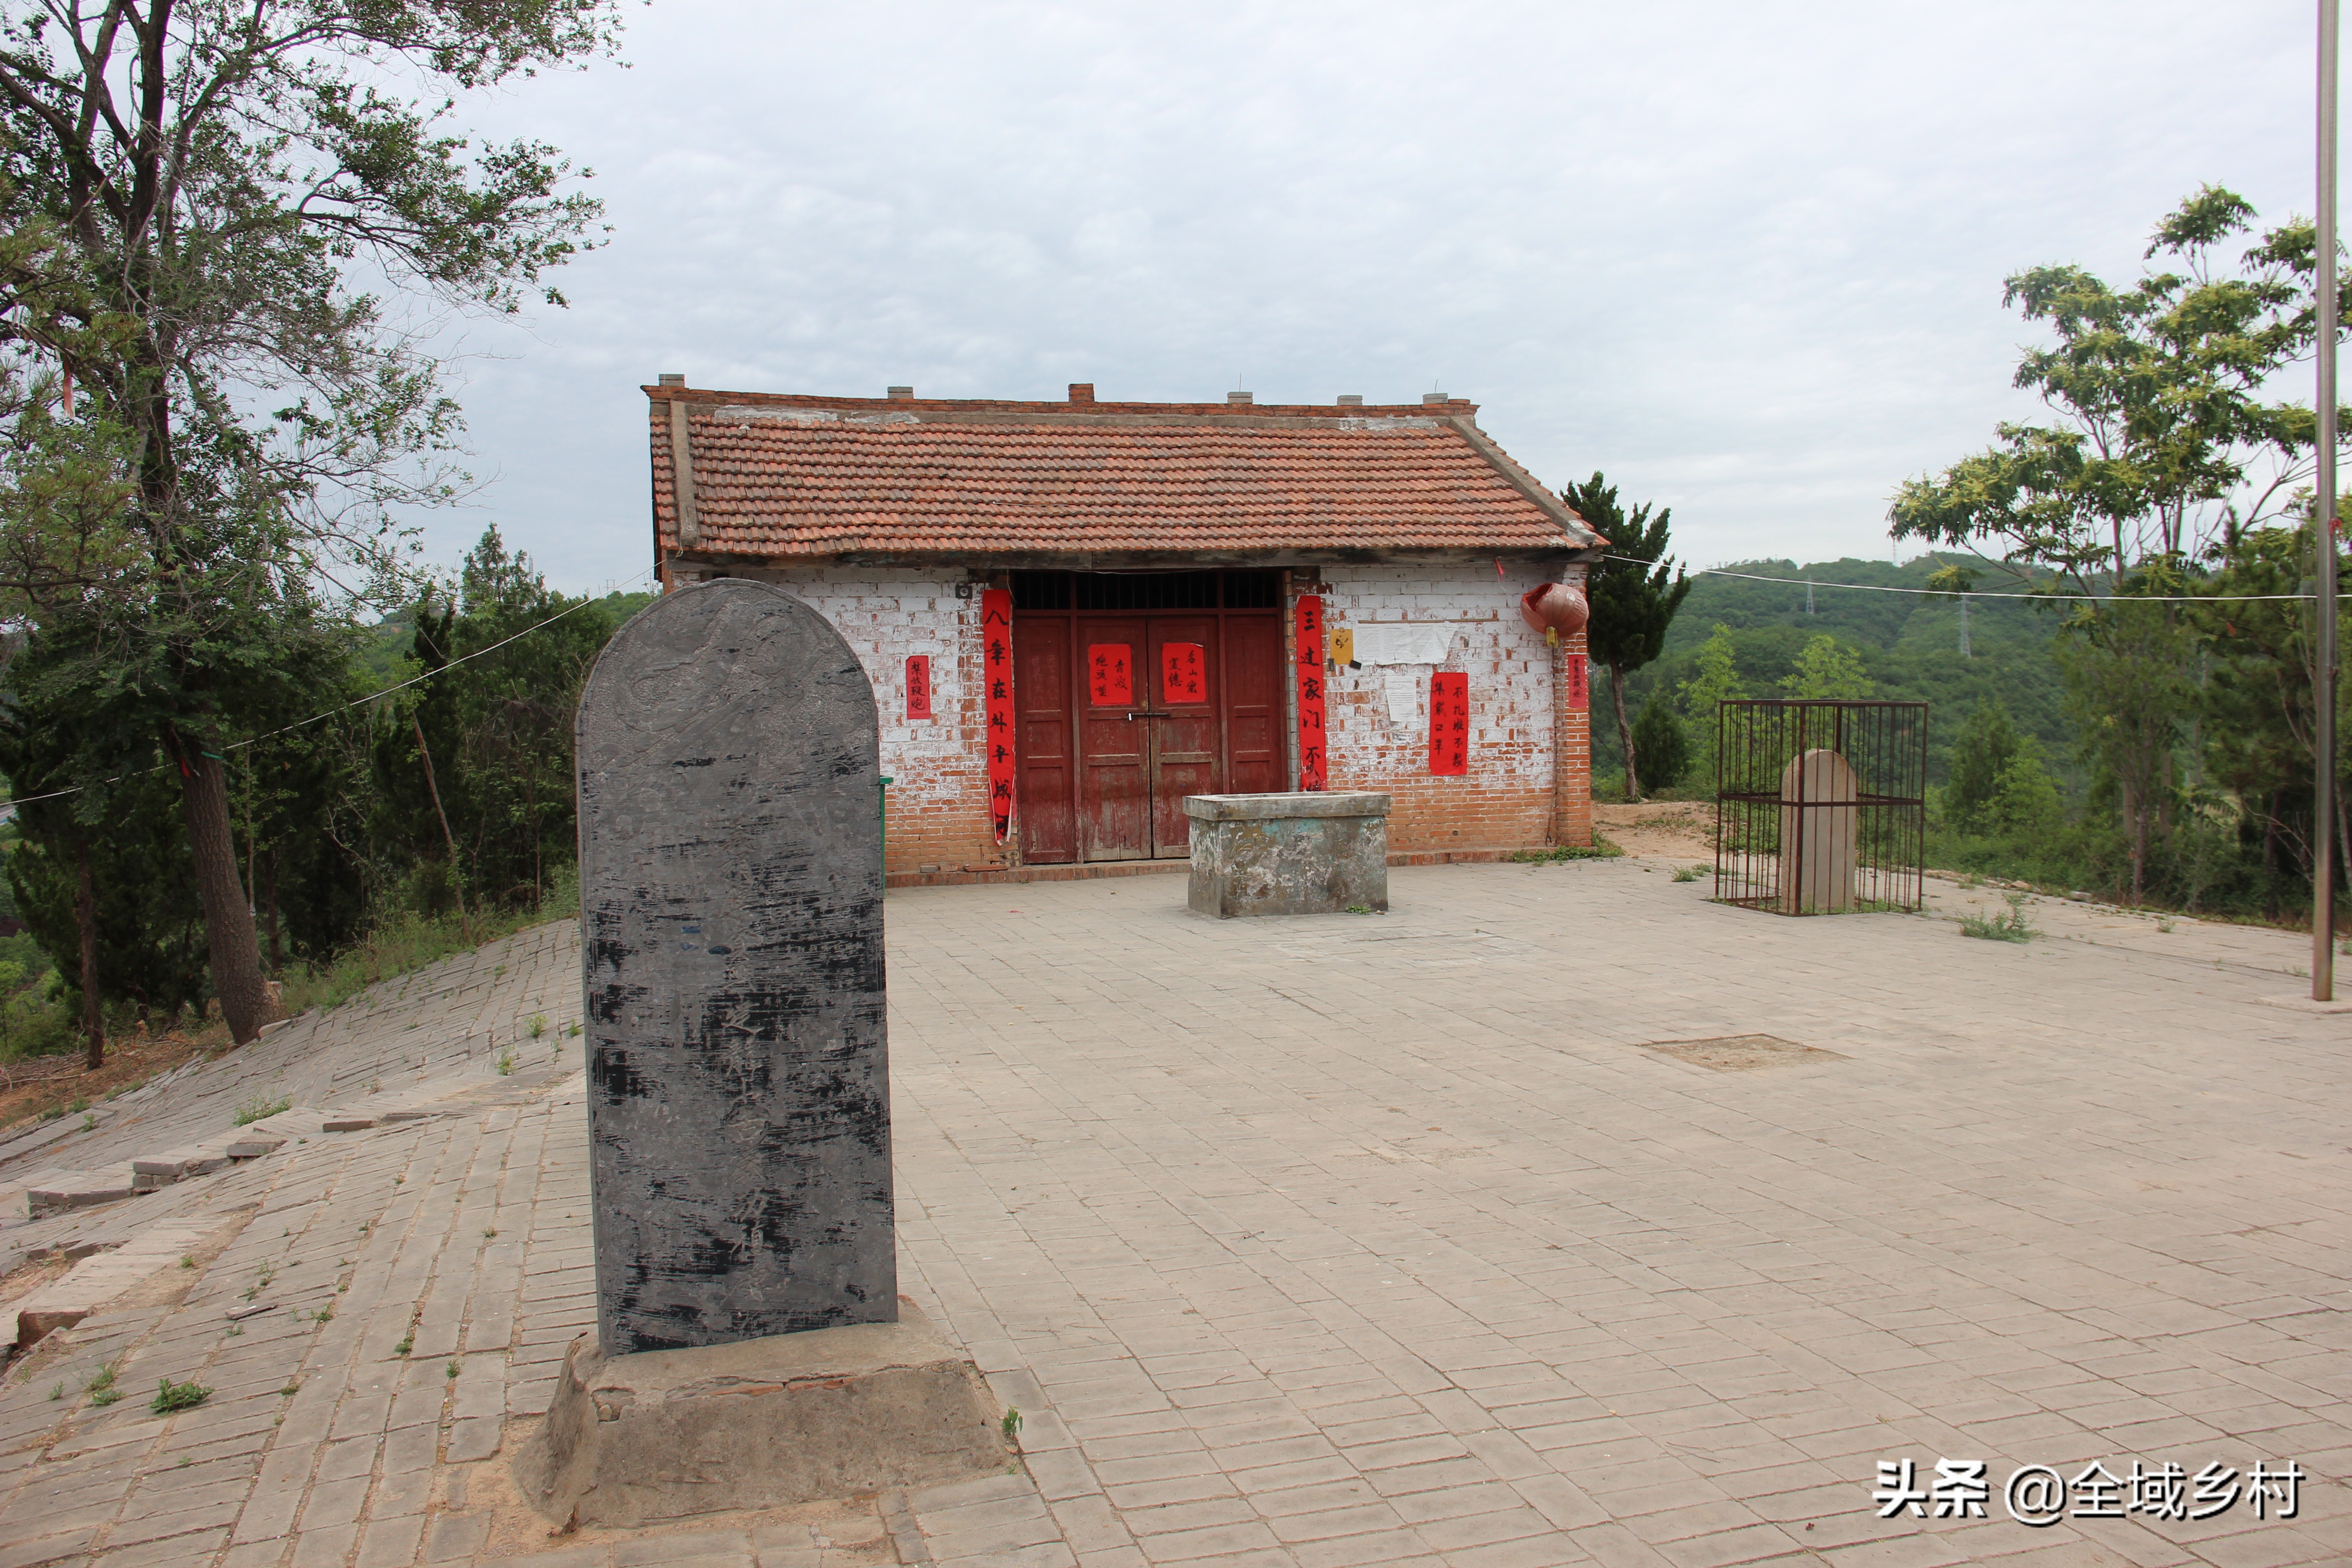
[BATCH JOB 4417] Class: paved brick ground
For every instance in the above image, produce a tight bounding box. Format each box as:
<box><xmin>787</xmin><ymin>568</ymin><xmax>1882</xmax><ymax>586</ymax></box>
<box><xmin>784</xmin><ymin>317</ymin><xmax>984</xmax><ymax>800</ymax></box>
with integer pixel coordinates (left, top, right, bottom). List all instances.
<box><xmin>0</xmin><ymin>862</ymin><xmax>2344</xmax><ymax>1567</ymax></box>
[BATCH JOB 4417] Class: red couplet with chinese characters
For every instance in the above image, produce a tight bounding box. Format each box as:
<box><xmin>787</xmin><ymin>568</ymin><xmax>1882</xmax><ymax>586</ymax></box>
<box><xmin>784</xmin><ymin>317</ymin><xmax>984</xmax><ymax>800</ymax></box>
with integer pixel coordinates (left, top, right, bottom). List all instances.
<box><xmin>1087</xmin><ymin>643</ymin><xmax>1133</xmax><ymax>706</ymax></box>
<box><xmin>1162</xmin><ymin>642</ymin><xmax>1206</xmax><ymax>705</ymax></box>
<box><xmin>1294</xmin><ymin>595</ymin><xmax>1328</xmax><ymax>790</ymax></box>
<box><xmin>982</xmin><ymin>589</ymin><xmax>1015</xmax><ymax>843</ymax></box>
<box><xmin>1566</xmin><ymin>652</ymin><xmax>1588</xmax><ymax>710</ymax></box>
<box><xmin>1429</xmin><ymin>672</ymin><xmax>1469</xmax><ymax>775</ymax></box>
<box><xmin>905</xmin><ymin>654</ymin><xmax>933</xmax><ymax>720</ymax></box>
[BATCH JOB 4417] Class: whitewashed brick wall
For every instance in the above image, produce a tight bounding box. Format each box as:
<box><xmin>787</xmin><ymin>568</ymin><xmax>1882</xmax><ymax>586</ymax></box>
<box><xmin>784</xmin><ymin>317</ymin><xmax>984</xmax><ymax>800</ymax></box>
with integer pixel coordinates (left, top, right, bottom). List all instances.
<box><xmin>675</xmin><ymin>559</ymin><xmax>1589</xmax><ymax>863</ymax></box>
<box><xmin>703</xmin><ymin>565</ymin><xmax>998</xmax><ymax>870</ymax></box>
<box><xmin>1318</xmin><ymin>564</ymin><xmax>1561</xmax><ymax>792</ymax></box>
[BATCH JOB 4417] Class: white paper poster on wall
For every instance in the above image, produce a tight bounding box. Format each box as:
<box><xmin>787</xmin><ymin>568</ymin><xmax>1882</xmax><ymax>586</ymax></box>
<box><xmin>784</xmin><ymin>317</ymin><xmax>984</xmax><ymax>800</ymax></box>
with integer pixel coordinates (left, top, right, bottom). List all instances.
<box><xmin>1382</xmin><ymin>669</ymin><xmax>1424</xmax><ymax>730</ymax></box>
<box><xmin>1352</xmin><ymin>622</ymin><xmax>1456</xmax><ymax>666</ymax></box>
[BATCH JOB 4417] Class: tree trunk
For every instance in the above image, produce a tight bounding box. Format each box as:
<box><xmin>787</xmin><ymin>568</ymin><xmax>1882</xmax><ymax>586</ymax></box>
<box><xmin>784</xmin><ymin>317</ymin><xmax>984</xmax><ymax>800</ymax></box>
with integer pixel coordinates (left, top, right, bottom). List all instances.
<box><xmin>1610</xmin><ymin>662</ymin><xmax>1640</xmax><ymax>804</ymax></box>
<box><xmin>2130</xmin><ymin>798</ymin><xmax>2149</xmax><ymax>906</ymax></box>
<box><xmin>261</xmin><ymin>848</ymin><xmax>283</xmax><ymax>976</ymax></box>
<box><xmin>413</xmin><ymin>716</ymin><xmax>470</xmax><ymax>941</ymax></box>
<box><xmin>175</xmin><ymin>741</ymin><xmax>275</xmax><ymax>1043</ymax></box>
<box><xmin>2336</xmin><ymin>772</ymin><xmax>2350</xmax><ymax>943</ymax></box>
<box><xmin>74</xmin><ymin>840</ymin><xmax>103</xmax><ymax>1070</ymax></box>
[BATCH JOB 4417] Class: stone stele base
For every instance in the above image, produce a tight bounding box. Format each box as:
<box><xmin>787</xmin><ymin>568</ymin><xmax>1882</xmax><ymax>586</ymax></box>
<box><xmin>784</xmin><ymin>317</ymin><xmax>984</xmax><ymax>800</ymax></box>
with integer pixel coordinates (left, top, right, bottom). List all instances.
<box><xmin>1184</xmin><ymin>791</ymin><xmax>1392</xmax><ymax>917</ymax></box>
<box><xmin>513</xmin><ymin>1300</ymin><xmax>1013</xmax><ymax>1529</ymax></box>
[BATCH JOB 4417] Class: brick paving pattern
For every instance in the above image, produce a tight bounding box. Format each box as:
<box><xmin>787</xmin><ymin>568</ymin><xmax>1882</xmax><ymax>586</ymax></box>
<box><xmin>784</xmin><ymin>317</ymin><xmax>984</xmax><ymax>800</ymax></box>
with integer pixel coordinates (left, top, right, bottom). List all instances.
<box><xmin>0</xmin><ymin>861</ymin><xmax>2343</xmax><ymax>1566</ymax></box>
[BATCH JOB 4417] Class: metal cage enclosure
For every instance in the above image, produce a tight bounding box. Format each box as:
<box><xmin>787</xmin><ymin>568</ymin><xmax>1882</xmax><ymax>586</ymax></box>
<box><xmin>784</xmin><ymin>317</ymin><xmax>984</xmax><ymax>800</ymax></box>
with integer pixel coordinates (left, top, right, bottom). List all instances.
<box><xmin>1713</xmin><ymin>700</ymin><xmax>1926</xmax><ymax>915</ymax></box>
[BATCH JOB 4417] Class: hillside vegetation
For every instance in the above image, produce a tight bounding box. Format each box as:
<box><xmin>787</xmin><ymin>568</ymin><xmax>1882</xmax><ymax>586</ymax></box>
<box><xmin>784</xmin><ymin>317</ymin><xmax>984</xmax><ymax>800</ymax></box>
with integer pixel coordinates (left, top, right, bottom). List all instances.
<box><xmin>1595</xmin><ymin>554</ymin><xmax>2068</xmax><ymax>789</ymax></box>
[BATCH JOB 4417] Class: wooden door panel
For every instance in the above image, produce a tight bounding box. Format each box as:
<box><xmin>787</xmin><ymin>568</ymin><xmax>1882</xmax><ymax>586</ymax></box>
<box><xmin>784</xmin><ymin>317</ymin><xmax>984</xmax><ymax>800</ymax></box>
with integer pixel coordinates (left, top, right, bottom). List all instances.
<box><xmin>1077</xmin><ymin>615</ymin><xmax>1150</xmax><ymax>861</ymax></box>
<box><xmin>1223</xmin><ymin>616</ymin><xmax>1283</xmax><ymax>795</ymax></box>
<box><xmin>1014</xmin><ymin>619</ymin><xmax>1074</xmax><ymax>864</ymax></box>
<box><xmin>1148</xmin><ymin>616</ymin><xmax>1220</xmax><ymax>857</ymax></box>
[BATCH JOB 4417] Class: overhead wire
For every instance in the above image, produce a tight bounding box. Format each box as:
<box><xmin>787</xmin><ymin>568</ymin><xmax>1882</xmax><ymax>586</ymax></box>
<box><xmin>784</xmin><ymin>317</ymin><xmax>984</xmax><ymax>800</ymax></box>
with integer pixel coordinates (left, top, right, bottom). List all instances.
<box><xmin>1612</xmin><ymin>555</ymin><xmax>2318</xmax><ymax>603</ymax></box>
<box><xmin>3</xmin><ymin>551</ymin><xmax>2323</xmax><ymax>815</ymax></box>
<box><xmin>1</xmin><ymin>564</ymin><xmax>657</xmax><ymax>813</ymax></box>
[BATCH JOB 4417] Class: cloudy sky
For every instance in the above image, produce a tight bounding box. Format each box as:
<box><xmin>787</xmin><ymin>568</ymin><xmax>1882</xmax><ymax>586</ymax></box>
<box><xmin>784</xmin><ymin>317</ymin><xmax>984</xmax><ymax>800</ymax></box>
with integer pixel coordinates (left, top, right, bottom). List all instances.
<box><xmin>416</xmin><ymin>1</ymin><xmax>2322</xmax><ymax>595</ymax></box>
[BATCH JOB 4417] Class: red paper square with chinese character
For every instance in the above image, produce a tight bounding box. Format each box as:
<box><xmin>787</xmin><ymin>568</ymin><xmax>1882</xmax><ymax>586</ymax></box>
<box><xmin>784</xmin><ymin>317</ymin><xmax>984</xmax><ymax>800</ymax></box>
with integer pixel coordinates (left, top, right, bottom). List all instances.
<box><xmin>1162</xmin><ymin>642</ymin><xmax>1206</xmax><ymax>705</ymax></box>
<box><xmin>1088</xmin><ymin>644</ymin><xmax>1132</xmax><ymax>706</ymax></box>
<box><xmin>1429</xmin><ymin>672</ymin><xmax>1469</xmax><ymax>775</ymax></box>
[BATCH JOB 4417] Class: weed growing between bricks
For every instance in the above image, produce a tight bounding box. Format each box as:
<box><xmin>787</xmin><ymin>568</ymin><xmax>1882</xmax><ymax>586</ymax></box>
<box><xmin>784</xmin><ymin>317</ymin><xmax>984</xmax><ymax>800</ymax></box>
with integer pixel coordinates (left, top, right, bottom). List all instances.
<box><xmin>1510</xmin><ymin>833</ymin><xmax>1626</xmax><ymax>863</ymax></box>
<box><xmin>149</xmin><ymin>1377</ymin><xmax>209</xmax><ymax>1414</ymax></box>
<box><xmin>1959</xmin><ymin>893</ymin><xmax>2041</xmax><ymax>942</ymax></box>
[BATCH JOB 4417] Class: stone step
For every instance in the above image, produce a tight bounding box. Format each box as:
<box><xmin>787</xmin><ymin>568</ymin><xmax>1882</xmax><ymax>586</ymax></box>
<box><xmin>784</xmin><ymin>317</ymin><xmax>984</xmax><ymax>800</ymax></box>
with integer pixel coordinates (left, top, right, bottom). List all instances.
<box><xmin>12</xmin><ymin>1215</ymin><xmax>232</xmax><ymax>1349</ymax></box>
<box><xmin>231</xmin><ymin>1106</ymin><xmax>324</xmax><ymax>1145</ymax></box>
<box><xmin>26</xmin><ymin>1165</ymin><xmax>139</xmax><ymax>1219</ymax></box>
<box><xmin>129</xmin><ymin>1143</ymin><xmax>235</xmax><ymax>1190</ymax></box>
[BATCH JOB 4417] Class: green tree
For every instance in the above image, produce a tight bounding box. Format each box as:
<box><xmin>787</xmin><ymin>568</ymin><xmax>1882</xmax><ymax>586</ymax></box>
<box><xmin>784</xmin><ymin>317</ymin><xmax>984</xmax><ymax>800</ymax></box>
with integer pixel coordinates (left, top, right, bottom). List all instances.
<box><xmin>1564</xmin><ymin>473</ymin><xmax>1692</xmax><ymax>801</ymax></box>
<box><xmin>1989</xmin><ymin>741</ymin><xmax>2064</xmax><ymax>838</ymax></box>
<box><xmin>1779</xmin><ymin>634</ymin><xmax>1872</xmax><ymax>699</ymax></box>
<box><xmin>448</xmin><ymin>528</ymin><xmax>609</xmax><ymax>910</ymax></box>
<box><xmin>2060</xmin><ymin>583</ymin><xmax>2199</xmax><ymax>904</ymax></box>
<box><xmin>2185</xmin><ymin>519</ymin><xmax>2350</xmax><ymax>882</ymax></box>
<box><xmin>1946</xmin><ymin>699</ymin><xmax>2022</xmax><ymax>830</ymax></box>
<box><xmin>1888</xmin><ymin>186</ymin><xmax>2328</xmax><ymax>586</ymax></box>
<box><xmin>0</xmin><ymin>0</ymin><xmax>619</xmax><ymax>1042</ymax></box>
<box><xmin>1886</xmin><ymin>187</ymin><xmax>2341</xmax><ymax>904</ymax></box>
<box><xmin>1630</xmin><ymin>693</ymin><xmax>1690</xmax><ymax>794</ymax></box>
<box><xmin>1677</xmin><ymin>625</ymin><xmax>1745</xmax><ymax>790</ymax></box>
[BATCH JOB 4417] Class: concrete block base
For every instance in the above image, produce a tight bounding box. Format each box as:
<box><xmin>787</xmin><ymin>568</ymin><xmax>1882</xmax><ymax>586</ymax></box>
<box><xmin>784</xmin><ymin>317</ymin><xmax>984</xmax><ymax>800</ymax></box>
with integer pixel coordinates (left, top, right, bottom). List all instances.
<box><xmin>512</xmin><ymin>1299</ymin><xmax>1012</xmax><ymax>1529</ymax></box>
<box><xmin>1185</xmin><ymin>791</ymin><xmax>1392</xmax><ymax>917</ymax></box>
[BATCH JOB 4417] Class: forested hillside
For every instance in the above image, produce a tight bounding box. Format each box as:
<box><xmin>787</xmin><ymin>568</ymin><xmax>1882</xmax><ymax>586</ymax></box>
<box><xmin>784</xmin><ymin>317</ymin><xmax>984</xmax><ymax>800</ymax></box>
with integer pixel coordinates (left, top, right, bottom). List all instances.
<box><xmin>0</xmin><ymin>530</ymin><xmax>652</xmax><ymax>1061</ymax></box>
<box><xmin>1592</xmin><ymin>553</ymin><xmax>2071</xmax><ymax>789</ymax></box>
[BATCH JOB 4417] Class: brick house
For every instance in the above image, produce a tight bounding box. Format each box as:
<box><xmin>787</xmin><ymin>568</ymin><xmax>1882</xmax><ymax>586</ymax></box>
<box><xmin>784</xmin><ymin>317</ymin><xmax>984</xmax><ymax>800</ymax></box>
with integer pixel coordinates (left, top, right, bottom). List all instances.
<box><xmin>644</xmin><ymin>378</ymin><xmax>1606</xmax><ymax>883</ymax></box>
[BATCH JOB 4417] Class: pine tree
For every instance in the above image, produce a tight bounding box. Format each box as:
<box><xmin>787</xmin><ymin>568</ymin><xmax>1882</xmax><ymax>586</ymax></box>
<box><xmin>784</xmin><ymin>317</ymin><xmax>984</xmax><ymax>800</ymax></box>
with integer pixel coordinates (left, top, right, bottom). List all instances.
<box><xmin>1565</xmin><ymin>474</ymin><xmax>1693</xmax><ymax>801</ymax></box>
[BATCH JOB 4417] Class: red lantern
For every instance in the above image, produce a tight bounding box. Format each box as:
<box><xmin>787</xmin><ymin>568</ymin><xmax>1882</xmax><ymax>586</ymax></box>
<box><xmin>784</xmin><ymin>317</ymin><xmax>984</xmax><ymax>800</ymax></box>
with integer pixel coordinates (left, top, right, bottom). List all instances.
<box><xmin>1519</xmin><ymin>582</ymin><xmax>1590</xmax><ymax>645</ymax></box>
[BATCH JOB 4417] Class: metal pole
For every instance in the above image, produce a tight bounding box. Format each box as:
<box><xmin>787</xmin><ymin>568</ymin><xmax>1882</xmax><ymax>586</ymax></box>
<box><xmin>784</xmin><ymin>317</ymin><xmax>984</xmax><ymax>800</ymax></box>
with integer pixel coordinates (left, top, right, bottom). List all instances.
<box><xmin>2319</xmin><ymin>0</ymin><xmax>2340</xmax><ymax>1001</ymax></box>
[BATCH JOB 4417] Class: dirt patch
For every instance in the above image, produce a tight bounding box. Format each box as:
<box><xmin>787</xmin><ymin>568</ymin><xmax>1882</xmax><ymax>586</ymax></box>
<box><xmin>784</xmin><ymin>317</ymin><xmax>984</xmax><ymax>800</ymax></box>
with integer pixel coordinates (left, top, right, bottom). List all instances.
<box><xmin>1592</xmin><ymin>801</ymin><xmax>1714</xmax><ymax>860</ymax></box>
<box><xmin>0</xmin><ymin>1025</ymin><xmax>226</xmax><ymax>1139</ymax></box>
<box><xmin>461</xmin><ymin>1437</ymin><xmax>896</xmax><ymax>1562</ymax></box>
<box><xmin>1643</xmin><ymin>1034</ymin><xmax>1846</xmax><ymax>1073</ymax></box>
<box><xmin>0</xmin><ymin>1256</ymin><xmax>72</xmax><ymax>1314</ymax></box>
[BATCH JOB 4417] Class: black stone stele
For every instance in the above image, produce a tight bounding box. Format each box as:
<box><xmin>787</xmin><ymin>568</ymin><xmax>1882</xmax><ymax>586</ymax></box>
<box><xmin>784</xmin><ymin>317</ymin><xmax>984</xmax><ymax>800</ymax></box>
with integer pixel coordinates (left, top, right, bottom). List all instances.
<box><xmin>576</xmin><ymin>578</ymin><xmax>894</xmax><ymax>1354</ymax></box>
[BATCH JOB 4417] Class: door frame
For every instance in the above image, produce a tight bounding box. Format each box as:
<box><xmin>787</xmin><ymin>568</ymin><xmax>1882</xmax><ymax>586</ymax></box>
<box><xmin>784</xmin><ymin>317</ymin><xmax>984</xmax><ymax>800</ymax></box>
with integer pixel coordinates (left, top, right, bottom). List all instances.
<box><xmin>1012</xmin><ymin>570</ymin><xmax>1283</xmax><ymax>864</ymax></box>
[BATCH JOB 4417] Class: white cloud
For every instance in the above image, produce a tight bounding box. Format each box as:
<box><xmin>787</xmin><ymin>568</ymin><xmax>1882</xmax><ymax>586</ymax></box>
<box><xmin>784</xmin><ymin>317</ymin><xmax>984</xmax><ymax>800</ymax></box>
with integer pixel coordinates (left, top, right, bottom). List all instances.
<box><xmin>413</xmin><ymin>0</ymin><xmax>2321</xmax><ymax>593</ymax></box>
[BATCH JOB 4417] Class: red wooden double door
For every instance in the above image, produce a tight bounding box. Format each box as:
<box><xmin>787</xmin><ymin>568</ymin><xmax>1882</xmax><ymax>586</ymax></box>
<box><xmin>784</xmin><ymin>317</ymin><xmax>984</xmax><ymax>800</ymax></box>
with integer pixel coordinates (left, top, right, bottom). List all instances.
<box><xmin>1013</xmin><ymin>575</ymin><xmax>1284</xmax><ymax>863</ymax></box>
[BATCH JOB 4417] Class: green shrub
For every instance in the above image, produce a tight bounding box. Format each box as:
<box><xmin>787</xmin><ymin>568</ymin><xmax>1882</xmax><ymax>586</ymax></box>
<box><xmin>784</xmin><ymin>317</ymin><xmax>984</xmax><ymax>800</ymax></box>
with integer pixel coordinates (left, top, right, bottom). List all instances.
<box><xmin>1511</xmin><ymin>835</ymin><xmax>1626</xmax><ymax>863</ymax></box>
<box><xmin>1959</xmin><ymin>894</ymin><xmax>2038</xmax><ymax>942</ymax></box>
<box><xmin>150</xmin><ymin>1377</ymin><xmax>211</xmax><ymax>1414</ymax></box>
<box><xmin>233</xmin><ymin>1095</ymin><xmax>292</xmax><ymax>1127</ymax></box>
<box><xmin>1631</xmin><ymin>693</ymin><xmax>1690</xmax><ymax>795</ymax></box>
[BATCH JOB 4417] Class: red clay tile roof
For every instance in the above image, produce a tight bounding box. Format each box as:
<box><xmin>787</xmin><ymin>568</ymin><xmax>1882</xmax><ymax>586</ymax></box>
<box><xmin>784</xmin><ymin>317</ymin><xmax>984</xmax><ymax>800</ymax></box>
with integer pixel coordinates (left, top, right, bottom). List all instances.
<box><xmin>646</xmin><ymin>389</ymin><xmax>1602</xmax><ymax>561</ymax></box>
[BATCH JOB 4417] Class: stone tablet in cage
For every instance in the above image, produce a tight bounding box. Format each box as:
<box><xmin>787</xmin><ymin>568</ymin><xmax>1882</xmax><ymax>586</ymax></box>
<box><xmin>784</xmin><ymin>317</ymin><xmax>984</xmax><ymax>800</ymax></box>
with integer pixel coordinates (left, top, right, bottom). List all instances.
<box><xmin>1710</xmin><ymin>699</ymin><xmax>1926</xmax><ymax>916</ymax></box>
<box><xmin>1779</xmin><ymin>747</ymin><xmax>1860</xmax><ymax>914</ymax></box>
<box><xmin>575</xmin><ymin>578</ymin><xmax>893</xmax><ymax>1354</ymax></box>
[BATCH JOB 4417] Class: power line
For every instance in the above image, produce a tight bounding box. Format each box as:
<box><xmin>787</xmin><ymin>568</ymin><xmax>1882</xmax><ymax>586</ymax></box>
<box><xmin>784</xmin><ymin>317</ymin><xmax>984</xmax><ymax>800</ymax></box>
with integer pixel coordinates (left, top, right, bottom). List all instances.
<box><xmin>2</xmin><ymin>567</ymin><xmax>656</xmax><ymax>811</ymax></box>
<box><xmin>1620</xmin><ymin>557</ymin><xmax>2317</xmax><ymax>603</ymax></box>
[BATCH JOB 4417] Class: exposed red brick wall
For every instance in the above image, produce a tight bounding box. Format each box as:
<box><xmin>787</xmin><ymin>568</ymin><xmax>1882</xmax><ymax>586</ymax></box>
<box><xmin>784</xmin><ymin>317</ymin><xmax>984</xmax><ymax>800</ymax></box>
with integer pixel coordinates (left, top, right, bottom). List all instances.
<box><xmin>1554</xmin><ymin>628</ymin><xmax>1594</xmax><ymax>847</ymax></box>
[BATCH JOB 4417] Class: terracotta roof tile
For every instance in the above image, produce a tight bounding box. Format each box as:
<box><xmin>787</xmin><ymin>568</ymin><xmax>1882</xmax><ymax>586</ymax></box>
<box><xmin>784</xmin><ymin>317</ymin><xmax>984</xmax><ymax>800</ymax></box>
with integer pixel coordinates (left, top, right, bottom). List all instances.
<box><xmin>646</xmin><ymin>390</ymin><xmax>1601</xmax><ymax>560</ymax></box>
